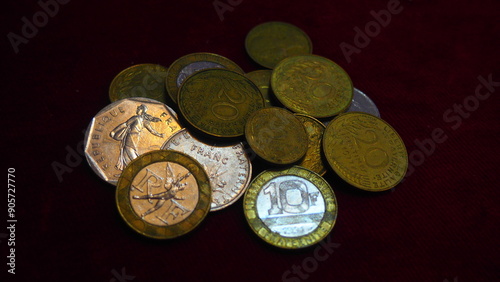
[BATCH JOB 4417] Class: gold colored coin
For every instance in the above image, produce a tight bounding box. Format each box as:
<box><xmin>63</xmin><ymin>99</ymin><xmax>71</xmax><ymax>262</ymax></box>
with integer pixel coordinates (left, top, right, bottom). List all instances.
<box><xmin>271</xmin><ymin>54</ymin><xmax>353</xmax><ymax>118</ymax></box>
<box><xmin>178</xmin><ymin>69</ymin><xmax>265</xmax><ymax>137</ymax></box>
<box><xmin>295</xmin><ymin>114</ymin><xmax>327</xmax><ymax>176</ymax></box>
<box><xmin>245</xmin><ymin>70</ymin><xmax>274</xmax><ymax>107</ymax></box>
<box><xmin>322</xmin><ymin>112</ymin><xmax>408</xmax><ymax>191</ymax></box>
<box><xmin>245</xmin><ymin>107</ymin><xmax>307</xmax><ymax>164</ymax></box>
<box><xmin>165</xmin><ymin>52</ymin><xmax>244</xmax><ymax>103</ymax></box>
<box><xmin>109</xmin><ymin>64</ymin><xmax>169</xmax><ymax>103</ymax></box>
<box><xmin>245</xmin><ymin>22</ymin><xmax>312</xmax><ymax>69</ymax></box>
<box><xmin>116</xmin><ymin>150</ymin><xmax>211</xmax><ymax>239</ymax></box>
<box><xmin>243</xmin><ymin>166</ymin><xmax>337</xmax><ymax>249</ymax></box>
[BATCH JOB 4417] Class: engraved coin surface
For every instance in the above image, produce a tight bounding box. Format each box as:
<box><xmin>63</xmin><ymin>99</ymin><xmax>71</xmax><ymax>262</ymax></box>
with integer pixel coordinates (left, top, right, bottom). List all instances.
<box><xmin>245</xmin><ymin>70</ymin><xmax>274</xmax><ymax>107</ymax></box>
<box><xmin>162</xmin><ymin>129</ymin><xmax>252</xmax><ymax>211</ymax></box>
<box><xmin>109</xmin><ymin>64</ymin><xmax>169</xmax><ymax>103</ymax></box>
<box><xmin>346</xmin><ymin>88</ymin><xmax>380</xmax><ymax>117</ymax></box>
<box><xmin>116</xmin><ymin>150</ymin><xmax>211</xmax><ymax>239</ymax></box>
<box><xmin>84</xmin><ymin>97</ymin><xmax>182</xmax><ymax>185</ymax></box>
<box><xmin>272</xmin><ymin>54</ymin><xmax>353</xmax><ymax>118</ymax></box>
<box><xmin>294</xmin><ymin>114</ymin><xmax>327</xmax><ymax>176</ymax></box>
<box><xmin>243</xmin><ymin>166</ymin><xmax>337</xmax><ymax>249</ymax></box>
<box><xmin>166</xmin><ymin>53</ymin><xmax>244</xmax><ymax>103</ymax></box>
<box><xmin>245</xmin><ymin>22</ymin><xmax>312</xmax><ymax>69</ymax></box>
<box><xmin>323</xmin><ymin>112</ymin><xmax>408</xmax><ymax>191</ymax></box>
<box><xmin>245</xmin><ymin>107</ymin><xmax>308</xmax><ymax>165</ymax></box>
<box><xmin>178</xmin><ymin>69</ymin><xmax>265</xmax><ymax>137</ymax></box>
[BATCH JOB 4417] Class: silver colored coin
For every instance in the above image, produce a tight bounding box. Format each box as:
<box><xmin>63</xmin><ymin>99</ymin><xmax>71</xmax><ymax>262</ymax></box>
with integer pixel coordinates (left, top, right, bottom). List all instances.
<box><xmin>176</xmin><ymin>62</ymin><xmax>224</xmax><ymax>87</ymax></box>
<box><xmin>161</xmin><ymin>129</ymin><xmax>252</xmax><ymax>211</ymax></box>
<box><xmin>346</xmin><ymin>88</ymin><xmax>380</xmax><ymax>117</ymax></box>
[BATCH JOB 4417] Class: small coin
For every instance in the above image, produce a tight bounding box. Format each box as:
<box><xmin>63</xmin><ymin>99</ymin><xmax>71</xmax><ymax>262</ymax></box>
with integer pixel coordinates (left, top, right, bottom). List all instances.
<box><xmin>346</xmin><ymin>88</ymin><xmax>380</xmax><ymax>117</ymax></box>
<box><xmin>243</xmin><ymin>166</ymin><xmax>337</xmax><ymax>249</ymax></box>
<box><xmin>84</xmin><ymin>97</ymin><xmax>182</xmax><ymax>185</ymax></box>
<box><xmin>116</xmin><ymin>150</ymin><xmax>211</xmax><ymax>239</ymax></box>
<box><xmin>178</xmin><ymin>69</ymin><xmax>265</xmax><ymax>137</ymax></box>
<box><xmin>271</xmin><ymin>54</ymin><xmax>353</xmax><ymax>118</ymax></box>
<box><xmin>294</xmin><ymin>114</ymin><xmax>327</xmax><ymax>176</ymax></box>
<box><xmin>109</xmin><ymin>64</ymin><xmax>169</xmax><ymax>103</ymax></box>
<box><xmin>161</xmin><ymin>129</ymin><xmax>252</xmax><ymax>211</ymax></box>
<box><xmin>245</xmin><ymin>107</ymin><xmax>308</xmax><ymax>165</ymax></box>
<box><xmin>245</xmin><ymin>22</ymin><xmax>312</xmax><ymax>69</ymax></box>
<box><xmin>322</xmin><ymin>112</ymin><xmax>408</xmax><ymax>191</ymax></box>
<box><xmin>245</xmin><ymin>70</ymin><xmax>274</xmax><ymax>107</ymax></box>
<box><xmin>165</xmin><ymin>53</ymin><xmax>245</xmax><ymax>103</ymax></box>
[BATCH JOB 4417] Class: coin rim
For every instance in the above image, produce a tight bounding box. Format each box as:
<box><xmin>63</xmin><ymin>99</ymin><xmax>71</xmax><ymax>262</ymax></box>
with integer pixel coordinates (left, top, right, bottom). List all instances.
<box><xmin>294</xmin><ymin>113</ymin><xmax>328</xmax><ymax>176</ymax></box>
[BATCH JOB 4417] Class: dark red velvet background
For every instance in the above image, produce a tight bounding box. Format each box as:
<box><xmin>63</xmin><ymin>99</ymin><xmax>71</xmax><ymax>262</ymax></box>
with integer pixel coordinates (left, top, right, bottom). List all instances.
<box><xmin>2</xmin><ymin>0</ymin><xmax>499</xmax><ymax>281</ymax></box>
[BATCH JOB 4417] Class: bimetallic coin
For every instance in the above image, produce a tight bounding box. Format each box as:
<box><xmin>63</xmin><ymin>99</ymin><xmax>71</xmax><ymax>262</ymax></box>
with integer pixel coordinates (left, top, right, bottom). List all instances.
<box><xmin>244</xmin><ymin>166</ymin><xmax>337</xmax><ymax>249</ymax></box>
<box><xmin>322</xmin><ymin>112</ymin><xmax>408</xmax><ymax>191</ymax></box>
<box><xmin>109</xmin><ymin>64</ymin><xmax>169</xmax><ymax>103</ymax></box>
<box><xmin>272</xmin><ymin>54</ymin><xmax>353</xmax><ymax>118</ymax></box>
<box><xmin>245</xmin><ymin>22</ymin><xmax>312</xmax><ymax>69</ymax></box>
<box><xmin>245</xmin><ymin>70</ymin><xmax>274</xmax><ymax>107</ymax></box>
<box><xmin>178</xmin><ymin>69</ymin><xmax>265</xmax><ymax>137</ymax></box>
<box><xmin>116</xmin><ymin>150</ymin><xmax>211</xmax><ymax>239</ymax></box>
<box><xmin>166</xmin><ymin>53</ymin><xmax>245</xmax><ymax>103</ymax></box>
<box><xmin>346</xmin><ymin>88</ymin><xmax>380</xmax><ymax>117</ymax></box>
<box><xmin>84</xmin><ymin>97</ymin><xmax>182</xmax><ymax>185</ymax></box>
<box><xmin>162</xmin><ymin>129</ymin><xmax>252</xmax><ymax>211</ymax></box>
<box><xmin>294</xmin><ymin>114</ymin><xmax>327</xmax><ymax>176</ymax></box>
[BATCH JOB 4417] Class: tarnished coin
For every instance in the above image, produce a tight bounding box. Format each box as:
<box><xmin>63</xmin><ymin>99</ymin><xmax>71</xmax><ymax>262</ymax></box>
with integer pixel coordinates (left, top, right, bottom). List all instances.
<box><xmin>245</xmin><ymin>70</ymin><xmax>274</xmax><ymax>107</ymax></box>
<box><xmin>294</xmin><ymin>114</ymin><xmax>327</xmax><ymax>176</ymax></box>
<box><xmin>161</xmin><ymin>129</ymin><xmax>252</xmax><ymax>211</ymax></box>
<box><xmin>178</xmin><ymin>69</ymin><xmax>265</xmax><ymax>137</ymax></box>
<box><xmin>346</xmin><ymin>88</ymin><xmax>380</xmax><ymax>117</ymax></box>
<box><xmin>271</xmin><ymin>54</ymin><xmax>353</xmax><ymax>118</ymax></box>
<box><xmin>116</xmin><ymin>150</ymin><xmax>211</xmax><ymax>239</ymax></box>
<box><xmin>245</xmin><ymin>22</ymin><xmax>312</xmax><ymax>69</ymax></box>
<box><xmin>165</xmin><ymin>53</ymin><xmax>245</xmax><ymax>103</ymax></box>
<box><xmin>109</xmin><ymin>64</ymin><xmax>169</xmax><ymax>103</ymax></box>
<box><xmin>245</xmin><ymin>107</ymin><xmax>308</xmax><ymax>165</ymax></box>
<box><xmin>84</xmin><ymin>97</ymin><xmax>181</xmax><ymax>185</ymax></box>
<box><xmin>322</xmin><ymin>112</ymin><xmax>408</xmax><ymax>191</ymax></box>
<box><xmin>243</xmin><ymin>166</ymin><xmax>337</xmax><ymax>249</ymax></box>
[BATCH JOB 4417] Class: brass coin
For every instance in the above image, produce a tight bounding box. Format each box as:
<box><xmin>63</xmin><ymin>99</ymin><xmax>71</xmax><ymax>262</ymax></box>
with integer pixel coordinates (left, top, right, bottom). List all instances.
<box><xmin>165</xmin><ymin>52</ymin><xmax>244</xmax><ymax>103</ymax></box>
<box><xmin>109</xmin><ymin>64</ymin><xmax>169</xmax><ymax>103</ymax></box>
<box><xmin>243</xmin><ymin>166</ymin><xmax>337</xmax><ymax>249</ymax></box>
<box><xmin>116</xmin><ymin>150</ymin><xmax>211</xmax><ymax>239</ymax></box>
<box><xmin>245</xmin><ymin>22</ymin><xmax>312</xmax><ymax>69</ymax></box>
<box><xmin>271</xmin><ymin>54</ymin><xmax>353</xmax><ymax>118</ymax></box>
<box><xmin>322</xmin><ymin>112</ymin><xmax>408</xmax><ymax>191</ymax></box>
<box><xmin>245</xmin><ymin>107</ymin><xmax>307</xmax><ymax>165</ymax></box>
<box><xmin>178</xmin><ymin>69</ymin><xmax>265</xmax><ymax>137</ymax></box>
<box><xmin>294</xmin><ymin>114</ymin><xmax>327</xmax><ymax>176</ymax></box>
<box><xmin>245</xmin><ymin>70</ymin><xmax>274</xmax><ymax>107</ymax></box>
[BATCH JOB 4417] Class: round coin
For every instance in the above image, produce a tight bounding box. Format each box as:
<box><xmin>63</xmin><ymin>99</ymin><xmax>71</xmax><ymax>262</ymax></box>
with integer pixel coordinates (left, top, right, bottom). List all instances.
<box><xmin>162</xmin><ymin>129</ymin><xmax>252</xmax><ymax>211</ymax></box>
<box><xmin>245</xmin><ymin>70</ymin><xmax>274</xmax><ymax>107</ymax></box>
<box><xmin>116</xmin><ymin>150</ymin><xmax>211</xmax><ymax>239</ymax></box>
<box><xmin>322</xmin><ymin>112</ymin><xmax>408</xmax><ymax>191</ymax></box>
<box><xmin>243</xmin><ymin>166</ymin><xmax>337</xmax><ymax>249</ymax></box>
<box><xmin>294</xmin><ymin>114</ymin><xmax>327</xmax><ymax>176</ymax></box>
<box><xmin>346</xmin><ymin>88</ymin><xmax>380</xmax><ymax>117</ymax></box>
<box><xmin>245</xmin><ymin>22</ymin><xmax>312</xmax><ymax>69</ymax></box>
<box><xmin>271</xmin><ymin>54</ymin><xmax>353</xmax><ymax>118</ymax></box>
<box><xmin>245</xmin><ymin>107</ymin><xmax>308</xmax><ymax>165</ymax></box>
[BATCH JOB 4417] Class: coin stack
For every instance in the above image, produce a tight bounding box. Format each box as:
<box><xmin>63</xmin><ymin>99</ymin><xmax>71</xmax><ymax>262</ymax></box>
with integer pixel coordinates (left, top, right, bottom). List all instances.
<box><xmin>84</xmin><ymin>21</ymin><xmax>408</xmax><ymax>248</ymax></box>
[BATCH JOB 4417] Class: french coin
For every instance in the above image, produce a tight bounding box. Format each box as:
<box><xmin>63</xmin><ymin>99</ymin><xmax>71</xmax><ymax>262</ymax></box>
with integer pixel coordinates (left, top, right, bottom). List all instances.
<box><xmin>322</xmin><ymin>112</ymin><xmax>408</xmax><ymax>191</ymax></box>
<box><xmin>271</xmin><ymin>54</ymin><xmax>353</xmax><ymax>118</ymax></box>
<box><xmin>178</xmin><ymin>69</ymin><xmax>265</xmax><ymax>137</ymax></box>
<box><xmin>84</xmin><ymin>97</ymin><xmax>182</xmax><ymax>185</ymax></box>
<box><xmin>116</xmin><ymin>150</ymin><xmax>211</xmax><ymax>239</ymax></box>
<box><xmin>346</xmin><ymin>88</ymin><xmax>380</xmax><ymax>117</ymax></box>
<box><xmin>245</xmin><ymin>70</ymin><xmax>274</xmax><ymax>107</ymax></box>
<box><xmin>245</xmin><ymin>22</ymin><xmax>312</xmax><ymax>69</ymax></box>
<box><xmin>245</xmin><ymin>107</ymin><xmax>308</xmax><ymax>165</ymax></box>
<box><xmin>243</xmin><ymin>166</ymin><xmax>337</xmax><ymax>249</ymax></box>
<box><xmin>109</xmin><ymin>64</ymin><xmax>169</xmax><ymax>103</ymax></box>
<box><xmin>165</xmin><ymin>52</ymin><xmax>245</xmax><ymax>103</ymax></box>
<box><xmin>161</xmin><ymin>129</ymin><xmax>252</xmax><ymax>211</ymax></box>
<box><xmin>294</xmin><ymin>114</ymin><xmax>327</xmax><ymax>176</ymax></box>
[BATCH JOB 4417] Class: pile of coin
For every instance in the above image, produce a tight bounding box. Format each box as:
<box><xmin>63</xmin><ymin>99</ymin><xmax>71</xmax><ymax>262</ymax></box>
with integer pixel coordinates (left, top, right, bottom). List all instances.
<box><xmin>84</xmin><ymin>21</ymin><xmax>408</xmax><ymax>248</ymax></box>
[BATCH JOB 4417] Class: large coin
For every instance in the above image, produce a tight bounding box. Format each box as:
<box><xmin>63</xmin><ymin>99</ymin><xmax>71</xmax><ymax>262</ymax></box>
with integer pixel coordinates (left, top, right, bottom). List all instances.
<box><xmin>245</xmin><ymin>22</ymin><xmax>312</xmax><ymax>69</ymax></box>
<box><xmin>245</xmin><ymin>107</ymin><xmax>308</xmax><ymax>165</ymax></box>
<box><xmin>84</xmin><ymin>97</ymin><xmax>182</xmax><ymax>185</ymax></box>
<box><xmin>243</xmin><ymin>166</ymin><xmax>337</xmax><ymax>249</ymax></box>
<box><xmin>178</xmin><ymin>69</ymin><xmax>265</xmax><ymax>137</ymax></box>
<box><xmin>165</xmin><ymin>53</ymin><xmax>244</xmax><ymax>103</ymax></box>
<box><xmin>245</xmin><ymin>70</ymin><xmax>274</xmax><ymax>107</ymax></box>
<box><xmin>116</xmin><ymin>150</ymin><xmax>211</xmax><ymax>239</ymax></box>
<box><xmin>272</xmin><ymin>54</ymin><xmax>353</xmax><ymax>118</ymax></box>
<box><xmin>109</xmin><ymin>64</ymin><xmax>169</xmax><ymax>103</ymax></box>
<box><xmin>295</xmin><ymin>114</ymin><xmax>327</xmax><ymax>176</ymax></box>
<box><xmin>161</xmin><ymin>129</ymin><xmax>252</xmax><ymax>211</ymax></box>
<box><xmin>322</xmin><ymin>112</ymin><xmax>408</xmax><ymax>191</ymax></box>
<box><xmin>346</xmin><ymin>88</ymin><xmax>380</xmax><ymax>117</ymax></box>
